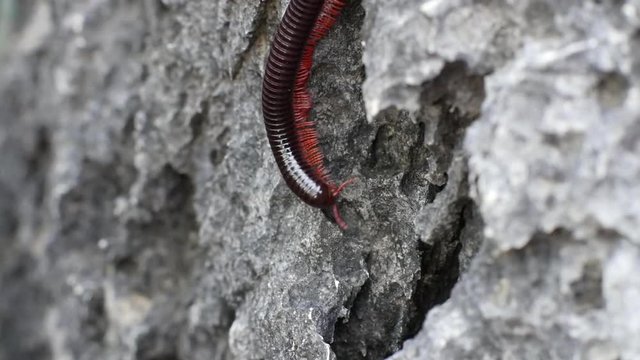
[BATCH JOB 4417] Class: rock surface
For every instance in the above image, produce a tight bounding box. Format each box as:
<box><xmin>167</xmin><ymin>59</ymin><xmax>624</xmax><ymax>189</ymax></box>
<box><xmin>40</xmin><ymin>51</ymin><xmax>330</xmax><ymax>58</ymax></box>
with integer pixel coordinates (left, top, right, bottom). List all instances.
<box><xmin>0</xmin><ymin>0</ymin><xmax>638</xmax><ymax>360</ymax></box>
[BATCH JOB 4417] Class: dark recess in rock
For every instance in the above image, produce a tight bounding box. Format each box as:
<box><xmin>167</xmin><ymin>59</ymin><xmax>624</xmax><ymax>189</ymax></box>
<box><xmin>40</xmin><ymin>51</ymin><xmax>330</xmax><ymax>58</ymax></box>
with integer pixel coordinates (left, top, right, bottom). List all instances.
<box><xmin>570</xmin><ymin>259</ymin><xmax>604</xmax><ymax>311</ymax></box>
<box><xmin>332</xmin><ymin>61</ymin><xmax>485</xmax><ymax>360</ymax></box>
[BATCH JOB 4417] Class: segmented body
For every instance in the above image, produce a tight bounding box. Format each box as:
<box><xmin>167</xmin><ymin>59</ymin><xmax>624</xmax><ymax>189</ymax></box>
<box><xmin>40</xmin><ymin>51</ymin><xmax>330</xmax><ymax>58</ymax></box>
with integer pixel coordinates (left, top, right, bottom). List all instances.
<box><xmin>261</xmin><ymin>0</ymin><xmax>352</xmax><ymax>229</ymax></box>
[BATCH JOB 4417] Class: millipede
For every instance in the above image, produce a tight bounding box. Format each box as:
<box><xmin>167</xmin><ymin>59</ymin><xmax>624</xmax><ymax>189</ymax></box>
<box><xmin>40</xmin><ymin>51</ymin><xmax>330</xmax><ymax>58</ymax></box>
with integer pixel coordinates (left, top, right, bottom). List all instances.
<box><xmin>261</xmin><ymin>0</ymin><xmax>354</xmax><ymax>229</ymax></box>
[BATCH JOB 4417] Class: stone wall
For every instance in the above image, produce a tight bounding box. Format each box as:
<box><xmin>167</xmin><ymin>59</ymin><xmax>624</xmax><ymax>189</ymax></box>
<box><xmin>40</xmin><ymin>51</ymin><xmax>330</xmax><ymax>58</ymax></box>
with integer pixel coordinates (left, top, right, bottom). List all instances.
<box><xmin>1</xmin><ymin>0</ymin><xmax>638</xmax><ymax>359</ymax></box>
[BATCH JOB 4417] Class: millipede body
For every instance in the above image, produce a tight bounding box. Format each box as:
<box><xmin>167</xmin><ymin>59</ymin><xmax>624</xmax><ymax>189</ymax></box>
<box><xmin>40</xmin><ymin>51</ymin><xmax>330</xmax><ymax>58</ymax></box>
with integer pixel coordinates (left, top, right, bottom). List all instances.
<box><xmin>261</xmin><ymin>0</ymin><xmax>353</xmax><ymax>229</ymax></box>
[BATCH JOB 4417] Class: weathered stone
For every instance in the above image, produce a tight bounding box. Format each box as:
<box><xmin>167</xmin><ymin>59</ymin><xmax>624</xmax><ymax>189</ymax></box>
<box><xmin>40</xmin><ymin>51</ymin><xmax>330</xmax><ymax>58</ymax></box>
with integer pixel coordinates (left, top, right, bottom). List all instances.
<box><xmin>1</xmin><ymin>0</ymin><xmax>637</xmax><ymax>359</ymax></box>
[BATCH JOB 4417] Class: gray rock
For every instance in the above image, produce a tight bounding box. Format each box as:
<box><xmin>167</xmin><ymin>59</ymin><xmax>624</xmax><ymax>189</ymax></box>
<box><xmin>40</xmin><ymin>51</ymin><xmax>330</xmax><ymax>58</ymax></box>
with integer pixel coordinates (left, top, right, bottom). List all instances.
<box><xmin>0</xmin><ymin>0</ymin><xmax>637</xmax><ymax>360</ymax></box>
<box><xmin>365</xmin><ymin>0</ymin><xmax>640</xmax><ymax>359</ymax></box>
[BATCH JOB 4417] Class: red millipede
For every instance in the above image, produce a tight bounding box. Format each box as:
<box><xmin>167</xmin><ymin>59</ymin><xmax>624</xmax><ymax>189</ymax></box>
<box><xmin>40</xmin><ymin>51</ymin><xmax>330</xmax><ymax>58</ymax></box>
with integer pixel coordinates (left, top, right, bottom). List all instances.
<box><xmin>261</xmin><ymin>0</ymin><xmax>354</xmax><ymax>229</ymax></box>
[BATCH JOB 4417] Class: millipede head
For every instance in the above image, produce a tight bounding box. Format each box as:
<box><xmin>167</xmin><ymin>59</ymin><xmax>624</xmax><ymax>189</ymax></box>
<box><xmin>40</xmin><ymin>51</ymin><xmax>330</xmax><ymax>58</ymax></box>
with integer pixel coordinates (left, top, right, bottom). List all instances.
<box><xmin>328</xmin><ymin>177</ymin><xmax>356</xmax><ymax>230</ymax></box>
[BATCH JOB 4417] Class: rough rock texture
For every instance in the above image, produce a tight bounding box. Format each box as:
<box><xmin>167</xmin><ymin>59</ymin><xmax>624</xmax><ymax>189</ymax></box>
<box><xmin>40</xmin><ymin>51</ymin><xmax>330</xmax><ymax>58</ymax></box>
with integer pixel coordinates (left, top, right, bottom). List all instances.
<box><xmin>0</xmin><ymin>0</ymin><xmax>638</xmax><ymax>360</ymax></box>
<box><xmin>363</xmin><ymin>0</ymin><xmax>640</xmax><ymax>359</ymax></box>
